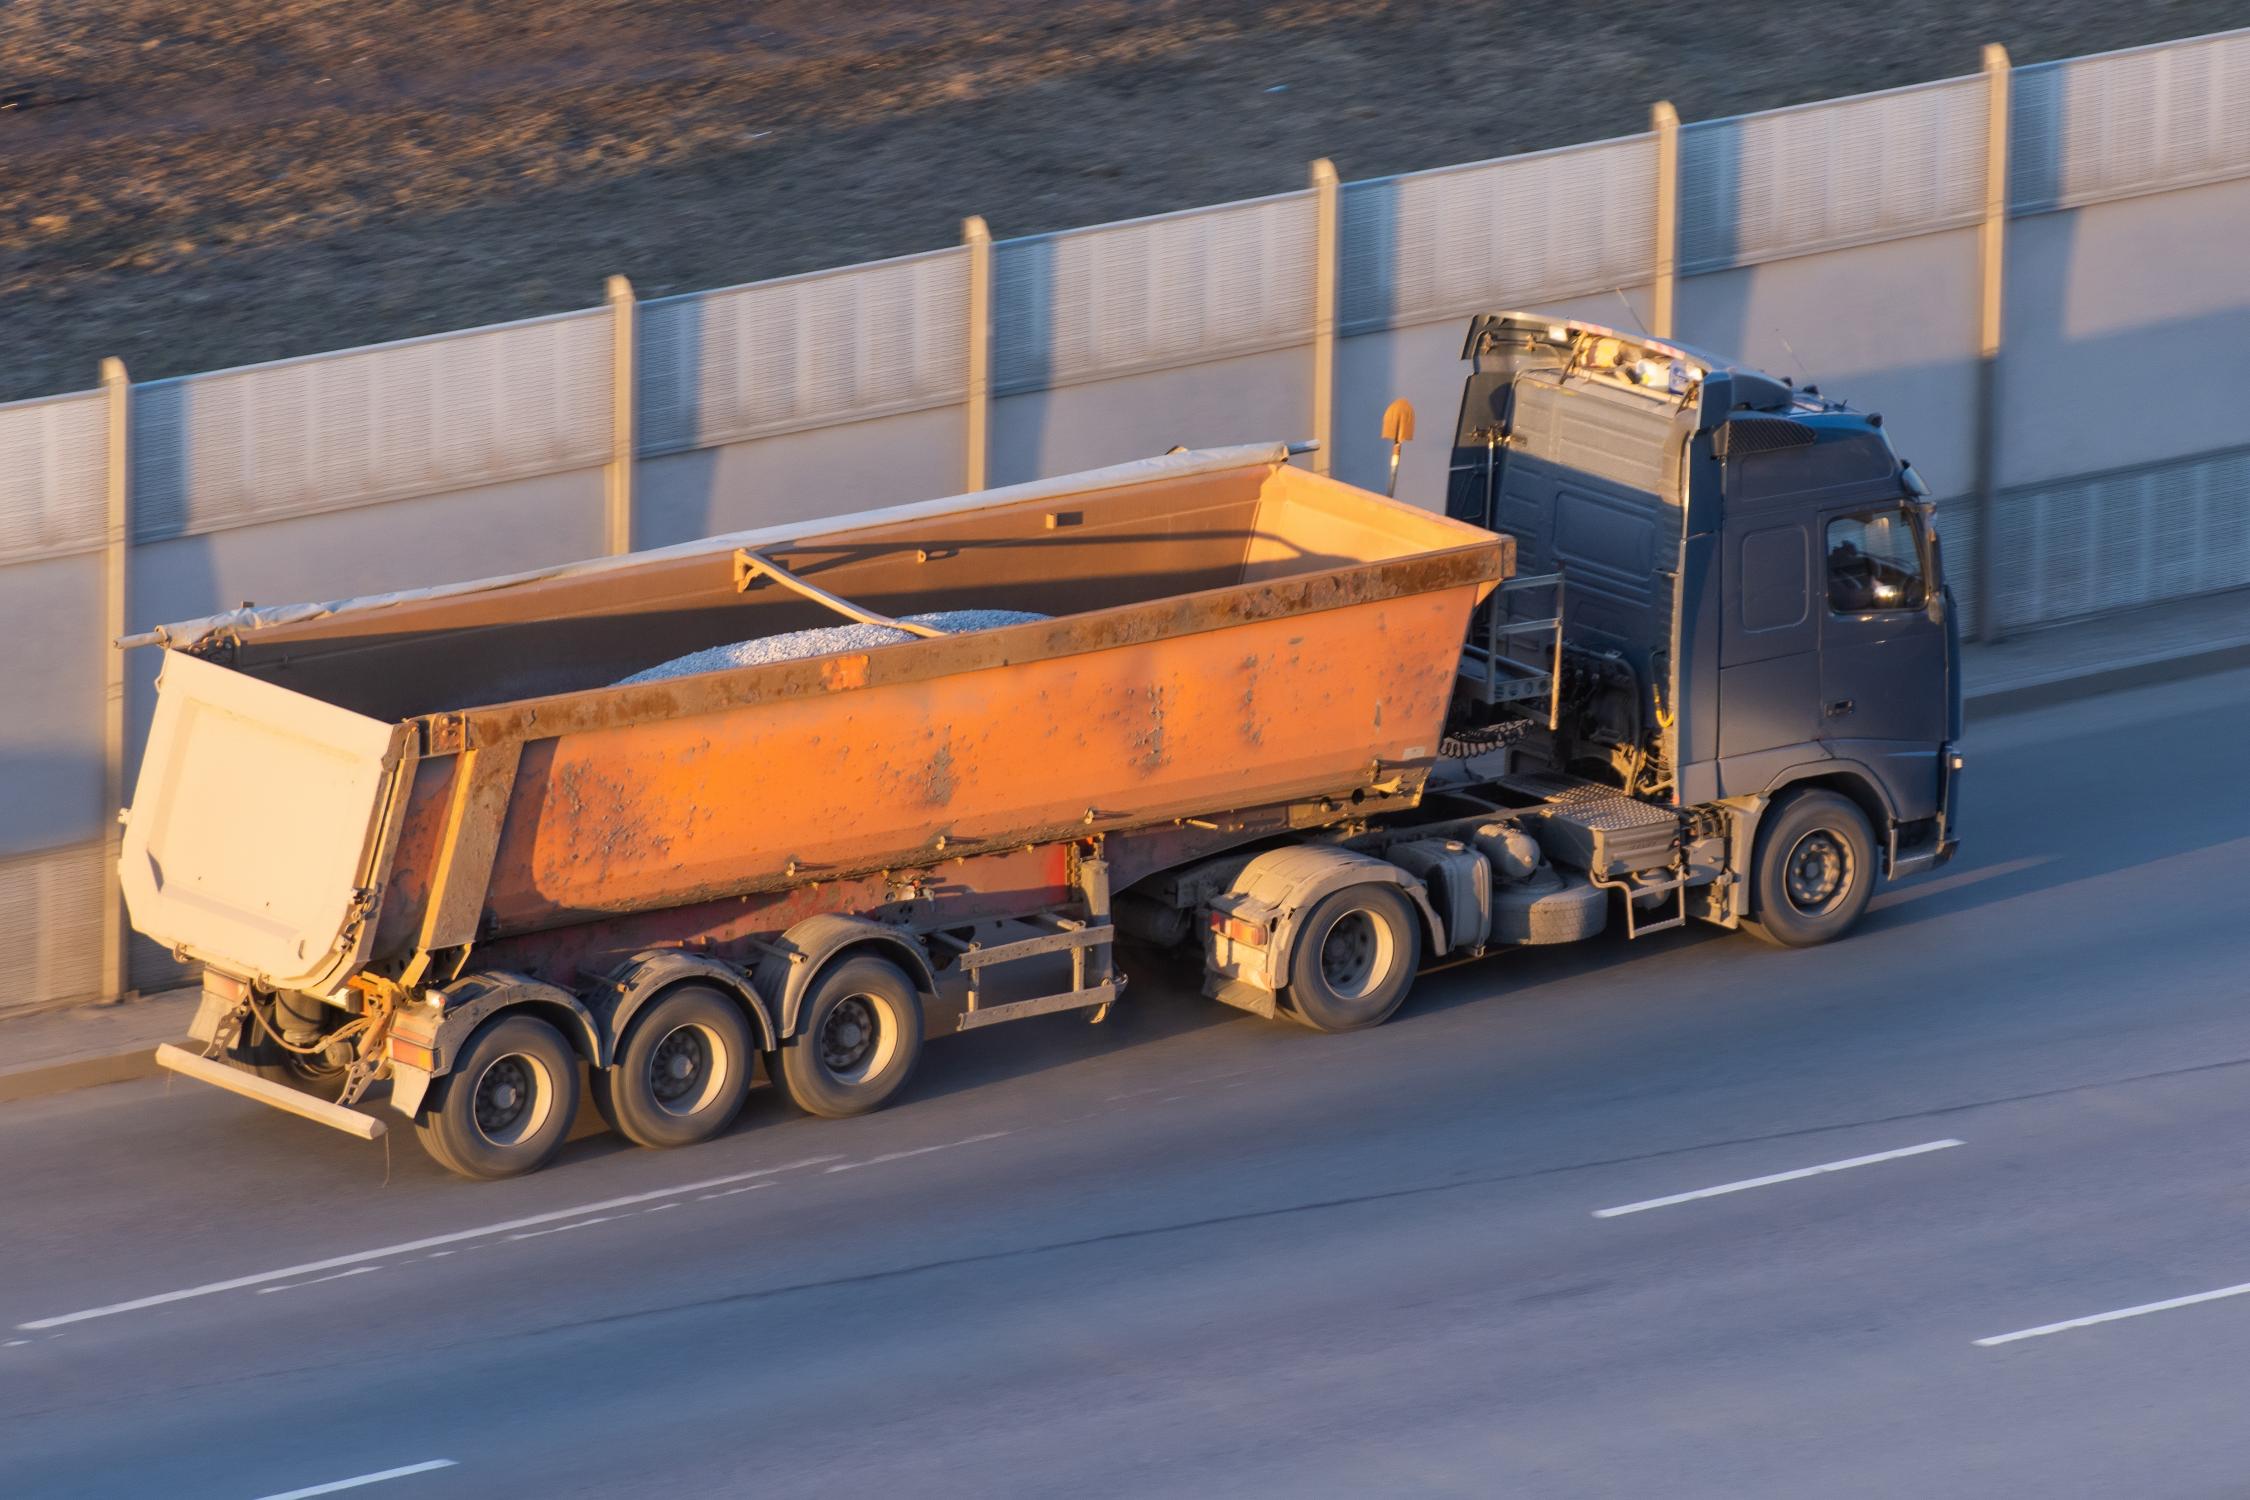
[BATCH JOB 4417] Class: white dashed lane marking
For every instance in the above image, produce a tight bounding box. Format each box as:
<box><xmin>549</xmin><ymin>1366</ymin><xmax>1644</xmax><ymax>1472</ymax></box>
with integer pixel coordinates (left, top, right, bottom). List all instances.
<box><xmin>1977</xmin><ymin>1281</ymin><xmax>2250</xmax><ymax>1347</ymax></box>
<box><xmin>249</xmin><ymin>1458</ymin><xmax>457</xmax><ymax>1499</ymax></box>
<box><xmin>1593</xmin><ymin>1140</ymin><xmax>1964</xmax><ymax>1218</ymax></box>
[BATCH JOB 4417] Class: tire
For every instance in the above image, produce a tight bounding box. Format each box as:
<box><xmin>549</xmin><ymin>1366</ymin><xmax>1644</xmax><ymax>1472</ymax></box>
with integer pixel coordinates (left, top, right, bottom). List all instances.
<box><xmin>591</xmin><ymin>985</ymin><xmax>755</xmax><ymax>1150</ymax></box>
<box><xmin>1743</xmin><ymin>789</ymin><xmax>1877</xmax><ymax>948</ymax></box>
<box><xmin>414</xmin><ymin>1014</ymin><xmax>581</xmax><ymax>1180</ymax></box>
<box><xmin>1284</xmin><ymin>882</ymin><xmax>1422</xmax><ymax>1033</ymax></box>
<box><xmin>773</xmin><ymin>955</ymin><xmax>923</xmax><ymax>1119</ymax></box>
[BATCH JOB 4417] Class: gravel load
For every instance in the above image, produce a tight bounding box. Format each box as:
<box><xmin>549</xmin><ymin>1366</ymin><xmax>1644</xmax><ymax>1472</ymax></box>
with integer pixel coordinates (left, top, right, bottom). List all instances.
<box><xmin>616</xmin><ymin>610</ymin><xmax>1049</xmax><ymax>685</ymax></box>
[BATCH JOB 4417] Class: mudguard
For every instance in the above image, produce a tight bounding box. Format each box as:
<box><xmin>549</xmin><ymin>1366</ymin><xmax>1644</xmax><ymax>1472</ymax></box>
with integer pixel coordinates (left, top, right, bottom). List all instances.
<box><xmin>1205</xmin><ymin>846</ymin><xmax>1443</xmax><ymax>993</ymax></box>
<box><xmin>602</xmin><ymin>949</ymin><xmax>777</xmax><ymax>1054</ymax></box>
<box><xmin>752</xmin><ymin>914</ymin><xmax>941</xmax><ymax>1041</ymax></box>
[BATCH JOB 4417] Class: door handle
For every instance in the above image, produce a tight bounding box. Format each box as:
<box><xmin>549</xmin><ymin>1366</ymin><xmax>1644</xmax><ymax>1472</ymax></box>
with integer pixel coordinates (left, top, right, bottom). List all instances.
<box><xmin>1825</xmin><ymin>698</ymin><xmax>1855</xmax><ymax>719</ymax></box>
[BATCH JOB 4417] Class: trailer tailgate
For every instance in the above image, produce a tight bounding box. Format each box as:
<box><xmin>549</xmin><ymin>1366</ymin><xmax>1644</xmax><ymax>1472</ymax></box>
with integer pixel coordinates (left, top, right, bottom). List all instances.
<box><xmin>120</xmin><ymin>651</ymin><xmax>410</xmax><ymax>992</ymax></box>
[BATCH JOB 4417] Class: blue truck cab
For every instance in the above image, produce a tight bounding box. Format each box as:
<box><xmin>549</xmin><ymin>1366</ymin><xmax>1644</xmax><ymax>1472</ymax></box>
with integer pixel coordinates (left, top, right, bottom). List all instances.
<box><xmin>1443</xmin><ymin>312</ymin><xmax>1961</xmax><ymax>945</ymax></box>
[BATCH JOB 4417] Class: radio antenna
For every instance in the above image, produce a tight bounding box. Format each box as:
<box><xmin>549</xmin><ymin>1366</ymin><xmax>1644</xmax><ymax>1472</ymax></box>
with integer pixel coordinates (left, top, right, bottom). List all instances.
<box><xmin>1610</xmin><ymin>287</ymin><xmax>1647</xmax><ymax>337</ymax></box>
<box><xmin>1774</xmin><ymin>331</ymin><xmax>1811</xmax><ymax>385</ymax></box>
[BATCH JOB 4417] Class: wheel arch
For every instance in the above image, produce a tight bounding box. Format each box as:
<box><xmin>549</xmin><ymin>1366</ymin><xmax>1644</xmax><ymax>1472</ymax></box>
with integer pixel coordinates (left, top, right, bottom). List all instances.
<box><xmin>1760</xmin><ymin>762</ymin><xmax>1895</xmax><ymax>841</ymax></box>
<box><xmin>426</xmin><ymin>973</ymin><xmax>604</xmax><ymax>1071</ymax></box>
<box><xmin>1218</xmin><ymin>846</ymin><xmax>1443</xmax><ymax>992</ymax></box>
<box><xmin>754</xmin><ymin>914</ymin><xmax>939</xmax><ymax>1042</ymax></box>
<box><xmin>604</xmin><ymin>950</ymin><xmax>778</xmax><ymax>1056</ymax></box>
<box><xmin>393</xmin><ymin>972</ymin><xmax>603</xmax><ymax>1120</ymax></box>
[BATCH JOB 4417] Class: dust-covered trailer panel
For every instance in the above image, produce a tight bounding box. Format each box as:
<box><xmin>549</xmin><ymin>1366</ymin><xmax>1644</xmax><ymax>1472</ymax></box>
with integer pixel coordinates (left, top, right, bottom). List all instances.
<box><xmin>120</xmin><ymin>446</ymin><xmax>1508</xmax><ymax>993</ymax></box>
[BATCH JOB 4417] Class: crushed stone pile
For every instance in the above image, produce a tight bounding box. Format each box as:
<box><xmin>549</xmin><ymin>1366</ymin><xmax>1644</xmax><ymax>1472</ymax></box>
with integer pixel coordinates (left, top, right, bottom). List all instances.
<box><xmin>616</xmin><ymin>610</ymin><xmax>1050</xmax><ymax>686</ymax></box>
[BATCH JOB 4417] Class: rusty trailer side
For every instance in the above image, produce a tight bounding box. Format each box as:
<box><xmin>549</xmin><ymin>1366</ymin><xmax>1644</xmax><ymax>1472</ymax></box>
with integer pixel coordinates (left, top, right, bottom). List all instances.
<box><xmin>128</xmin><ymin>445</ymin><xmax>1506</xmax><ymax>986</ymax></box>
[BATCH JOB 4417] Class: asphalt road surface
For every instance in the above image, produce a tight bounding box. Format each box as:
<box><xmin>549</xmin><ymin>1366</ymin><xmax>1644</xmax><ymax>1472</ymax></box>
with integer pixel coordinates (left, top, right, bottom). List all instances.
<box><xmin>5</xmin><ymin>668</ymin><xmax>2247</xmax><ymax>1499</ymax></box>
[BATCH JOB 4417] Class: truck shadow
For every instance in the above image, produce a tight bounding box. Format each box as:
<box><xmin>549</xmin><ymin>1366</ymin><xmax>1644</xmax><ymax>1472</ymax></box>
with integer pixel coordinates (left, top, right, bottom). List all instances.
<box><xmin>747</xmin><ymin>820</ymin><xmax>2224</xmax><ymax>1125</ymax></box>
<box><xmin>557</xmin><ymin>773</ymin><xmax>2249</xmax><ymax>1174</ymax></box>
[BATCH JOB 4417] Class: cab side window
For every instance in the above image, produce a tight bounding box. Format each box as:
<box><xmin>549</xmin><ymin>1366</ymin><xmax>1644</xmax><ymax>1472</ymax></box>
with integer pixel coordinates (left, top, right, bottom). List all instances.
<box><xmin>1826</xmin><ymin>508</ymin><xmax>1926</xmax><ymax>613</ymax></box>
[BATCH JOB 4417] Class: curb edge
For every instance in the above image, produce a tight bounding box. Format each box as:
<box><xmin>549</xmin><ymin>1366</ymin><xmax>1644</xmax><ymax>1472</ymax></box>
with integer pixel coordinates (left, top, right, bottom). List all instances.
<box><xmin>1966</xmin><ymin>638</ymin><xmax>2250</xmax><ymax>719</ymax></box>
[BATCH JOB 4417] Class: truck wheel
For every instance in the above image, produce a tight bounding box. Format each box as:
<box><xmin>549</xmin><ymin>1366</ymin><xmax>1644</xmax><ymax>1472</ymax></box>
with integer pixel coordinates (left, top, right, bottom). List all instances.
<box><xmin>1744</xmin><ymin>790</ymin><xmax>1877</xmax><ymax>948</ymax></box>
<box><xmin>1284</xmin><ymin>883</ymin><xmax>1422</xmax><ymax>1033</ymax></box>
<box><xmin>591</xmin><ymin>985</ymin><xmax>754</xmax><ymax>1150</ymax></box>
<box><xmin>774</xmin><ymin>955</ymin><xmax>923</xmax><ymax>1119</ymax></box>
<box><xmin>415</xmin><ymin>1014</ymin><xmax>581</xmax><ymax>1180</ymax></box>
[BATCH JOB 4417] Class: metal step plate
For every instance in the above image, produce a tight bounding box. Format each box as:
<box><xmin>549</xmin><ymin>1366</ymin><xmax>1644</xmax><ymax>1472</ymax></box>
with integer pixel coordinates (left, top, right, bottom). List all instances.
<box><xmin>1498</xmin><ymin>771</ymin><xmax>1678</xmax><ymax>878</ymax></box>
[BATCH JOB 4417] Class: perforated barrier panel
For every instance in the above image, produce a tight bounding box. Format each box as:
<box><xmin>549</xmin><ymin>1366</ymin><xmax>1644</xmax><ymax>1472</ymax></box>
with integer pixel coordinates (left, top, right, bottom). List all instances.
<box><xmin>1678</xmin><ymin>76</ymin><xmax>1988</xmax><ymax>273</ymax></box>
<box><xmin>0</xmin><ymin>391</ymin><xmax>107</xmax><ymax>564</ymax></box>
<box><xmin>1340</xmin><ymin>137</ymin><xmax>1655</xmax><ymax>335</ymax></box>
<box><xmin>1987</xmin><ymin>444</ymin><xmax>2250</xmax><ymax>631</ymax></box>
<box><xmin>993</xmin><ymin>193</ymin><xmax>1316</xmax><ymax>393</ymax></box>
<box><xmin>131</xmin><ymin>310</ymin><xmax>612</xmax><ymax>541</ymax></box>
<box><xmin>2011</xmin><ymin>32</ymin><xmax>2250</xmax><ymax>214</ymax></box>
<box><xmin>0</xmin><ymin>842</ymin><xmax>105</xmax><ymax>1012</ymax></box>
<box><xmin>638</xmin><ymin>248</ymin><xmax>970</xmax><ymax>455</ymax></box>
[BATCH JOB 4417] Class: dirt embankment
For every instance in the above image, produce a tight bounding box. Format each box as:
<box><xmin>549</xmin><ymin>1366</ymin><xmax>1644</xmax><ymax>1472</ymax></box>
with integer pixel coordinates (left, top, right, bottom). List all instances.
<box><xmin>1</xmin><ymin>1</ymin><xmax>2237</xmax><ymax>401</ymax></box>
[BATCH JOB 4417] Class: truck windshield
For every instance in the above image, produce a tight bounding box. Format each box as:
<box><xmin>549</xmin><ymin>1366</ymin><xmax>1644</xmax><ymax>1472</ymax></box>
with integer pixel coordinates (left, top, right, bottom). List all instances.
<box><xmin>1826</xmin><ymin>508</ymin><xmax>1927</xmax><ymax>613</ymax></box>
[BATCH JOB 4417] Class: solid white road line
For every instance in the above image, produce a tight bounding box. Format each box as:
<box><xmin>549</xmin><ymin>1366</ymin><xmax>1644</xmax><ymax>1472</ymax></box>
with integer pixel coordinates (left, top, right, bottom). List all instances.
<box><xmin>1976</xmin><ymin>1281</ymin><xmax>2250</xmax><ymax>1347</ymax></box>
<box><xmin>823</xmin><ymin>1132</ymin><xmax>1010</xmax><ymax>1172</ymax></box>
<box><xmin>17</xmin><ymin>1154</ymin><xmax>841</xmax><ymax>1330</ymax></box>
<box><xmin>250</xmin><ymin>1458</ymin><xmax>457</xmax><ymax>1499</ymax></box>
<box><xmin>1592</xmin><ymin>1139</ymin><xmax>1964</xmax><ymax>1218</ymax></box>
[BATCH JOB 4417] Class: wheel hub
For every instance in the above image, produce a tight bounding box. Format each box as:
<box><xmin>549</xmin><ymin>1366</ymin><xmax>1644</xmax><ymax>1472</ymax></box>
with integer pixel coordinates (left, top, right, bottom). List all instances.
<box><xmin>476</xmin><ymin>1059</ymin><xmax>532</xmax><ymax>1136</ymax></box>
<box><xmin>650</xmin><ymin>1026</ymin><xmax>710</xmax><ymax>1105</ymax></box>
<box><xmin>1320</xmin><ymin>911</ymin><xmax>1380</xmax><ymax>997</ymax></box>
<box><xmin>821</xmin><ymin>998</ymin><xmax>877</xmax><ymax>1073</ymax></box>
<box><xmin>1784</xmin><ymin>830</ymin><xmax>1850</xmax><ymax>913</ymax></box>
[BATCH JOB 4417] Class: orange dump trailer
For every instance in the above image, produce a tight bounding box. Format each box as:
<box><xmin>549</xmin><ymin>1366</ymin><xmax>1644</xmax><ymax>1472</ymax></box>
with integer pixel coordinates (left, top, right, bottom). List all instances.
<box><xmin>125</xmin><ymin>445</ymin><xmax>1509</xmax><ymax>1175</ymax></box>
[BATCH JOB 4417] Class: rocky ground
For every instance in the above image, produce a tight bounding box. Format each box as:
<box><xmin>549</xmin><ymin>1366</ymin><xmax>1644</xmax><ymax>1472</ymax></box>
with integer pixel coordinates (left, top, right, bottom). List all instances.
<box><xmin>1</xmin><ymin>0</ymin><xmax>2238</xmax><ymax>400</ymax></box>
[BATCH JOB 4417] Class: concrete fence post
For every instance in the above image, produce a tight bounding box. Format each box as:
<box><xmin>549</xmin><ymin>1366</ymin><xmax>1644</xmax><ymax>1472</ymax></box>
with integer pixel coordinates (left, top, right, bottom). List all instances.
<box><xmin>963</xmin><ymin>216</ymin><xmax>993</xmax><ymax>493</ymax></box>
<box><xmin>99</xmin><ymin>357</ymin><xmax>130</xmax><ymax>1003</ymax></box>
<box><xmin>1650</xmin><ymin>102</ymin><xmax>1679</xmax><ymax>340</ymax></box>
<box><xmin>1309</xmin><ymin>159</ymin><xmax>1340</xmax><ymax>475</ymax></box>
<box><xmin>1973</xmin><ymin>45</ymin><xmax>2011</xmax><ymax>643</ymax></box>
<box><xmin>605</xmin><ymin>275</ymin><xmax>636</xmax><ymax>556</ymax></box>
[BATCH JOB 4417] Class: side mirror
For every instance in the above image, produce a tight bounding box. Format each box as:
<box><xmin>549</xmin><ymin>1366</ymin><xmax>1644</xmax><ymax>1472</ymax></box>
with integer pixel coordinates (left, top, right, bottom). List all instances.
<box><xmin>1381</xmin><ymin>398</ymin><xmax>1416</xmax><ymax>497</ymax></box>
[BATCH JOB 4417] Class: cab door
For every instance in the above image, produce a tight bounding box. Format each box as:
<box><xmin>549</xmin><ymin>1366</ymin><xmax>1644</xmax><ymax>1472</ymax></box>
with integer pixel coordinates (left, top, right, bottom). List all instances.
<box><xmin>1817</xmin><ymin>504</ymin><xmax>1948</xmax><ymax>820</ymax></box>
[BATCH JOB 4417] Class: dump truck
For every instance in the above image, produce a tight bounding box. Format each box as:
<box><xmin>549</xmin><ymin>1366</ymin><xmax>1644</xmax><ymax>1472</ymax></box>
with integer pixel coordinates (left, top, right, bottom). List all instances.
<box><xmin>125</xmin><ymin>313</ymin><xmax>1959</xmax><ymax>1179</ymax></box>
